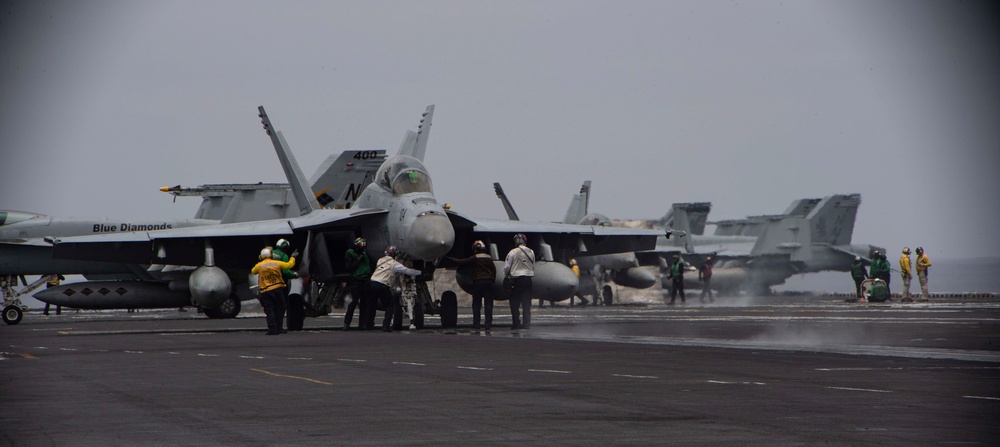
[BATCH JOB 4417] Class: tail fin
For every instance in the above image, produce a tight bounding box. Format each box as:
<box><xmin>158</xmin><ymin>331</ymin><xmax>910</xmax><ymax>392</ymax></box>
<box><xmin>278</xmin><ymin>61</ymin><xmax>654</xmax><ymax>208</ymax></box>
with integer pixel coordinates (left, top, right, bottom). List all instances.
<box><xmin>803</xmin><ymin>194</ymin><xmax>861</xmax><ymax>245</ymax></box>
<box><xmin>749</xmin><ymin>215</ymin><xmax>812</xmax><ymax>262</ymax></box>
<box><xmin>783</xmin><ymin>197</ymin><xmax>823</xmax><ymax>217</ymax></box>
<box><xmin>397</xmin><ymin>105</ymin><xmax>434</xmax><ymax>161</ymax></box>
<box><xmin>493</xmin><ymin>182</ymin><xmax>520</xmax><ymax>220</ymax></box>
<box><xmin>710</xmin><ymin>215</ymin><xmax>772</xmax><ymax>237</ymax></box>
<box><xmin>663</xmin><ymin>202</ymin><xmax>711</xmax><ymax>237</ymax></box>
<box><xmin>258</xmin><ymin>106</ymin><xmax>320</xmax><ymax>216</ymax></box>
<box><xmin>667</xmin><ymin>203</ymin><xmax>696</xmax><ymax>253</ymax></box>
<box><xmin>562</xmin><ymin>181</ymin><xmax>591</xmax><ymax>224</ymax></box>
<box><xmin>309</xmin><ymin>150</ymin><xmax>387</xmax><ymax>209</ymax></box>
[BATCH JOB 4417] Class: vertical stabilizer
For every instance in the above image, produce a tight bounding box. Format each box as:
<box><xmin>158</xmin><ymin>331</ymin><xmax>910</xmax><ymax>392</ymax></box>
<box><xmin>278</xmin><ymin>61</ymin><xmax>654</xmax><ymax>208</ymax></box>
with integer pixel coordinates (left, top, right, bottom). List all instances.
<box><xmin>309</xmin><ymin>150</ymin><xmax>387</xmax><ymax>209</ymax></box>
<box><xmin>562</xmin><ymin>181</ymin><xmax>591</xmax><ymax>224</ymax></box>
<box><xmin>396</xmin><ymin>130</ymin><xmax>417</xmax><ymax>157</ymax></box>
<box><xmin>668</xmin><ymin>203</ymin><xmax>695</xmax><ymax>253</ymax></box>
<box><xmin>493</xmin><ymin>182</ymin><xmax>520</xmax><ymax>220</ymax></box>
<box><xmin>398</xmin><ymin>105</ymin><xmax>434</xmax><ymax>161</ymax></box>
<box><xmin>805</xmin><ymin>194</ymin><xmax>861</xmax><ymax>246</ymax></box>
<box><xmin>664</xmin><ymin>203</ymin><xmax>711</xmax><ymax>237</ymax></box>
<box><xmin>750</xmin><ymin>215</ymin><xmax>812</xmax><ymax>262</ymax></box>
<box><xmin>258</xmin><ymin>106</ymin><xmax>320</xmax><ymax>216</ymax></box>
<box><xmin>784</xmin><ymin>197</ymin><xmax>823</xmax><ymax>217</ymax></box>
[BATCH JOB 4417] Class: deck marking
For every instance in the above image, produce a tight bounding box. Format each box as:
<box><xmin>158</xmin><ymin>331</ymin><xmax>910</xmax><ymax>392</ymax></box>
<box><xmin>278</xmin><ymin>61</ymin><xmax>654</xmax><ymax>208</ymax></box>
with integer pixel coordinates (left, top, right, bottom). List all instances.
<box><xmin>394</xmin><ymin>361</ymin><xmax>426</xmax><ymax>366</ymax></box>
<box><xmin>251</xmin><ymin>368</ymin><xmax>333</xmax><ymax>385</ymax></box>
<box><xmin>827</xmin><ymin>386</ymin><xmax>892</xmax><ymax>393</ymax></box>
<box><xmin>611</xmin><ymin>374</ymin><xmax>658</xmax><ymax>379</ymax></box>
<box><xmin>529</xmin><ymin>369</ymin><xmax>571</xmax><ymax>374</ymax></box>
<box><xmin>963</xmin><ymin>395</ymin><xmax>1000</xmax><ymax>401</ymax></box>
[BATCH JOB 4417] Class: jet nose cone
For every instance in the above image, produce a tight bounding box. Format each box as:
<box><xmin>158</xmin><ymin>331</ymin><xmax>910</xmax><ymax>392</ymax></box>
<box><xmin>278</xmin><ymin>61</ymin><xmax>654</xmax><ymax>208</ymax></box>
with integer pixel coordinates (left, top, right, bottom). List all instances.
<box><xmin>408</xmin><ymin>213</ymin><xmax>454</xmax><ymax>260</ymax></box>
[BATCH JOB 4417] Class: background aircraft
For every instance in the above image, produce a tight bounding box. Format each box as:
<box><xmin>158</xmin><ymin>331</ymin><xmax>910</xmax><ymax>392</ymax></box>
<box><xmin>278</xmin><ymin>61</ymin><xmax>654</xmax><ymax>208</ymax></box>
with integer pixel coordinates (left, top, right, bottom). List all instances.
<box><xmin>491</xmin><ymin>181</ymin><xmax>658</xmax><ymax>306</ymax></box>
<box><xmin>0</xmin><ymin>211</ymin><xmax>217</xmax><ymax>324</ymax></box>
<box><xmin>520</xmin><ymin>181</ymin><xmax>880</xmax><ymax>298</ymax></box>
<box><xmin>627</xmin><ymin>193</ymin><xmax>881</xmax><ymax>295</ymax></box>
<box><xmin>47</xmin><ymin>105</ymin><xmax>663</xmax><ymax>328</ymax></box>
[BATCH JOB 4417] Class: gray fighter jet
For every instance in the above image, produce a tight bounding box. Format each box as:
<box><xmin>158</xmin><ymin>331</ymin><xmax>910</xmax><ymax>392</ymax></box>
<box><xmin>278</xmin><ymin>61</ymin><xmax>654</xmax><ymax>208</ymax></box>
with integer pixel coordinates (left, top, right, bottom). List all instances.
<box><xmin>630</xmin><ymin>193</ymin><xmax>880</xmax><ymax>296</ymax></box>
<box><xmin>46</xmin><ymin>105</ymin><xmax>663</xmax><ymax>328</ymax></box>
<box><xmin>528</xmin><ymin>181</ymin><xmax>878</xmax><ymax>298</ymax></box>
<box><xmin>0</xmin><ymin>211</ymin><xmax>218</xmax><ymax>324</ymax></box>
<box><xmin>1</xmin><ymin>148</ymin><xmax>386</xmax><ymax>325</ymax></box>
<box><xmin>491</xmin><ymin>181</ymin><xmax>658</xmax><ymax>306</ymax></box>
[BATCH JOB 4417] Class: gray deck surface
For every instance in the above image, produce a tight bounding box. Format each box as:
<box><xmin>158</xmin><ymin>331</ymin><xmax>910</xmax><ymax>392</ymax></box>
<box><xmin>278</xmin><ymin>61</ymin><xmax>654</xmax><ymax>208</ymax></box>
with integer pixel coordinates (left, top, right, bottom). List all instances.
<box><xmin>3</xmin><ymin>295</ymin><xmax>998</xmax><ymax>446</ymax></box>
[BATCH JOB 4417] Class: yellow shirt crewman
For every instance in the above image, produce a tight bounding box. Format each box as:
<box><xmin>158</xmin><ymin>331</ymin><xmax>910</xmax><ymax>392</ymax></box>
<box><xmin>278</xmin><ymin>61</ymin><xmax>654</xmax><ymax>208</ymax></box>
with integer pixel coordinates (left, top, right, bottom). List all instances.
<box><xmin>899</xmin><ymin>248</ymin><xmax>913</xmax><ymax>300</ymax></box>
<box><xmin>915</xmin><ymin>247</ymin><xmax>932</xmax><ymax>300</ymax></box>
<box><xmin>251</xmin><ymin>248</ymin><xmax>296</xmax><ymax>335</ymax></box>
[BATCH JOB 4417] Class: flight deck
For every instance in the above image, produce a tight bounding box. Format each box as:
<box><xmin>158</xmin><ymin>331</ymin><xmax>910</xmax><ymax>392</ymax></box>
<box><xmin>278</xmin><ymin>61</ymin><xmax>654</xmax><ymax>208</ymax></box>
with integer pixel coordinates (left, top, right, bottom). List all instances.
<box><xmin>3</xmin><ymin>295</ymin><xmax>998</xmax><ymax>446</ymax></box>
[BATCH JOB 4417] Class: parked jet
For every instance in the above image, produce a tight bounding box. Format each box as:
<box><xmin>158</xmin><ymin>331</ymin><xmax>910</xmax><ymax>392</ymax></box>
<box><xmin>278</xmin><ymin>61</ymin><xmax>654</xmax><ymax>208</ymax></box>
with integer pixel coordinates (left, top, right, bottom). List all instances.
<box><xmin>3</xmin><ymin>148</ymin><xmax>386</xmax><ymax>325</ymax></box>
<box><xmin>491</xmin><ymin>181</ymin><xmax>658</xmax><ymax>306</ymax></box>
<box><xmin>0</xmin><ymin>211</ymin><xmax>217</xmax><ymax>324</ymax></box>
<box><xmin>630</xmin><ymin>193</ymin><xmax>880</xmax><ymax>295</ymax></box>
<box><xmin>47</xmin><ymin>105</ymin><xmax>663</xmax><ymax>328</ymax></box>
<box><xmin>520</xmin><ymin>181</ymin><xmax>878</xmax><ymax>297</ymax></box>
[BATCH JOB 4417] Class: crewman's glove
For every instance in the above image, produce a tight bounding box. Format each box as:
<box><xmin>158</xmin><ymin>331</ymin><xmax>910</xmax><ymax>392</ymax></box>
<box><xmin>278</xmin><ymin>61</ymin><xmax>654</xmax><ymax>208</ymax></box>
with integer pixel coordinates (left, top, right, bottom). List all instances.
<box><xmin>291</xmin><ymin>249</ymin><xmax>300</xmax><ymax>258</ymax></box>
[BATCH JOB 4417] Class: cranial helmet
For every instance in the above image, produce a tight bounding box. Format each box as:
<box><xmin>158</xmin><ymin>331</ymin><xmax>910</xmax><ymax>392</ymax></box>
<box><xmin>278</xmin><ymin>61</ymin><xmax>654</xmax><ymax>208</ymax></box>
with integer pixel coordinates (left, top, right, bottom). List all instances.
<box><xmin>276</xmin><ymin>239</ymin><xmax>290</xmax><ymax>251</ymax></box>
<box><xmin>513</xmin><ymin>233</ymin><xmax>527</xmax><ymax>246</ymax></box>
<box><xmin>916</xmin><ymin>247</ymin><xmax>924</xmax><ymax>254</ymax></box>
<box><xmin>259</xmin><ymin>248</ymin><xmax>272</xmax><ymax>261</ymax></box>
<box><xmin>902</xmin><ymin>247</ymin><xmax>910</xmax><ymax>254</ymax></box>
<box><xmin>855</xmin><ymin>256</ymin><xmax>861</xmax><ymax>261</ymax></box>
<box><xmin>385</xmin><ymin>245</ymin><xmax>398</xmax><ymax>257</ymax></box>
<box><xmin>569</xmin><ymin>259</ymin><xmax>577</xmax><ymax>265</ymax></box>
<box><xmin>472</xmin><ymin>240</ymin><xmax>486</xmax><ymax>252</ymax></box>
<box><xmin>354</xmin><ymin>237</ymin><xmax>366</xmax><ymax>248</ymax></box>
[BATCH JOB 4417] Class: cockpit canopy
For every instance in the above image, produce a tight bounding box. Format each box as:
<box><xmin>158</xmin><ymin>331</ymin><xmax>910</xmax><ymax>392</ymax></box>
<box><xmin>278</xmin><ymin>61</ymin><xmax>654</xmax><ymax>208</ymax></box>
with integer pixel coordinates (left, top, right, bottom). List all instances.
<box><xmin>579</xmin><ymin>213</ymin><xmax>612</xmax><ymax>227</ymax></box>
<box><xmin>0</xmin><ymin>210</ymin><xmax>43</xmax><ymax>226</ymax></box>
<box><xmin>376</xmin><ymin>155</ymin><xmax>433</xmax><ymax>195</ymax></box>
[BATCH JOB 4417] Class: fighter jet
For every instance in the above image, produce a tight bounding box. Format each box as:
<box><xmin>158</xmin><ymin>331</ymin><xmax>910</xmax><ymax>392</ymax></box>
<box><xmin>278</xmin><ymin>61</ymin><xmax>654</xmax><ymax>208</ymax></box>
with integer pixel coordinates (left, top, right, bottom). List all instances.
<box><xmin>2</xmin><ymin>148</ymin><xmax>388</xmax><ymax>325</ymax></box>
<box><xmin>490</xmin><ymin>181</ymin><xmax>658</xmax><ymax>306</ymax></box>
<box><xmin>0</xmin><ymin>210</ymin><xmax>218</xmax><ymax>324</ymax></box>
<box><xmin>46</xmin><ymin>105</ymin><xmax>663</xmax><ymax>328</ymax></box>
<box><xmin>628</xmin><ymin>193</ymin><xmax>880</xmax><ymax>296</ymax></box>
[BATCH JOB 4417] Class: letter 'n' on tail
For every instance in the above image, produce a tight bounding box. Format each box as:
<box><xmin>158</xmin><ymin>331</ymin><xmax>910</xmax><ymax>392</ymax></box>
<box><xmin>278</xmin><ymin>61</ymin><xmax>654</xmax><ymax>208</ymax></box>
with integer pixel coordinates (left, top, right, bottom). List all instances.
<box><xmin>804</xmin><ymin>194</ymin><xmax>861</xmax><ymax>246</ymax></box>
<box><xmin>258</xmin><ymin>106</ymin><xmax>320</xmax><ymax>216</ymax></box>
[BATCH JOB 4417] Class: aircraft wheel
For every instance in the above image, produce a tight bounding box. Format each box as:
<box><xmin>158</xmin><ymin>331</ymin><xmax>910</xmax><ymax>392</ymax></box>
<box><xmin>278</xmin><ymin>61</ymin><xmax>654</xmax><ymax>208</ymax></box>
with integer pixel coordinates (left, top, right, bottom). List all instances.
<box><xmin>204</xmin><ymin>295</ymin><xmax>241</xmax><ymax>319</ymax></box>
<box><xmin>601</xmin><ymin>285</ymin><xmax>614</xmax><ymax>306</ymax></box>
<box><xmin>3</xmin><ymin>305</ymin><xmax>23</xmax><ymax>325</ymax></box>
<box><xmin>412</xmin><ymin>301</ymin><xmax>425</xmax><ymax>329</ymax></box>
<box><xmin>440</xmin><ymin>290</ymin><xmax>458</xmax><ymax>328</ymax></box>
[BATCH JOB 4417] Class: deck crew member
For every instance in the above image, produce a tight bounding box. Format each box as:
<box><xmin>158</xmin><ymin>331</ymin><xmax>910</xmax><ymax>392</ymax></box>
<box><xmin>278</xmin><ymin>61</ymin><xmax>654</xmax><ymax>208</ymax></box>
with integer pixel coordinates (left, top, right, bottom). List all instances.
<box><xmin>446</xmin><ymin>240</ymin><xmax>497</xmax><ymax>330</ymax></box>
<box><xmin>251</xmin><ymin>248</ymin><xmax>296</xmax><ymax>335</ymax></box>
<box><xmin>504</xmin><ymin>233</ymin><xmax>535</xmax><ymax>330</ymax></box>
<box><xmin>368</xmin><ymin>245</ymin><xmax>422</xmax><ymax>332</ymax></box>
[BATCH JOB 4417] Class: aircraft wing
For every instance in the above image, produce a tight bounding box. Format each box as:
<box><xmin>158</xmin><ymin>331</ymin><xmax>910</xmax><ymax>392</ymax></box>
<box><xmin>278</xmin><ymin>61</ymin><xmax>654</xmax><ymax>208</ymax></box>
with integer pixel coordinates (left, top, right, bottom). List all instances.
<box><xmin>52</xmin><ymin>208</ymin><xmax>387</xmax><ymax>268</ymax></box>
<box><xmin>0</xmin><ymin>237</ymin><xmax>57</xmax><ymax>247</ymax></box>
<box><xmin>447</xmin><ymin>211</ymin><xmax>662</xmax><ymax>260</ymax></box>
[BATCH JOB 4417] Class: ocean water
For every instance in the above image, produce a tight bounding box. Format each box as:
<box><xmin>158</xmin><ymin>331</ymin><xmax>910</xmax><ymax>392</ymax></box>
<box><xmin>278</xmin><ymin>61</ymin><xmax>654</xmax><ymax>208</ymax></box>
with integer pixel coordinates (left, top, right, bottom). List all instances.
<box><xmin>774</xmin><ymin>257</ymin><xmax>1000</xmax><ymax>294</ymax></box>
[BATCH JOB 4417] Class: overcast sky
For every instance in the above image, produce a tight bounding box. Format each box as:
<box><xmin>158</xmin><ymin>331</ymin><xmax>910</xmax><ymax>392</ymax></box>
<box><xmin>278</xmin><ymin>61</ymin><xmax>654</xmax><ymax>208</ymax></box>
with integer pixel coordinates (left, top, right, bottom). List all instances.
<box><xmin>2</xmin><ymin>0</ymin><xmax>998</xmax><ymax>259</ymax></box>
